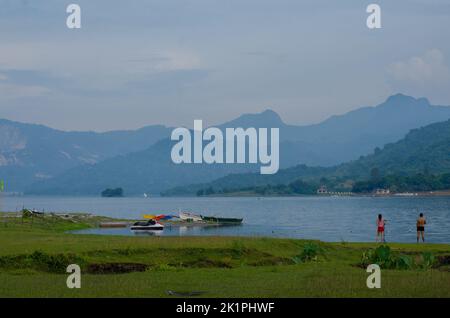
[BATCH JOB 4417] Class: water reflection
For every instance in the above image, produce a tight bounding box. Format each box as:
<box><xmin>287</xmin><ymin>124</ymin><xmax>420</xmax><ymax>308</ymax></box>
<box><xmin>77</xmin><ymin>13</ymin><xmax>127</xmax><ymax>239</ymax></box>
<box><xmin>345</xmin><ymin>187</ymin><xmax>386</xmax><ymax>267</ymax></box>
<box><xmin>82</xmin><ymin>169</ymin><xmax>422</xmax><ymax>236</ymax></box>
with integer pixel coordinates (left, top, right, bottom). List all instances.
<box><xmin>132</xmin><ymin>230</ymin><xmax>163</xmax><ymax>236</ymax></box>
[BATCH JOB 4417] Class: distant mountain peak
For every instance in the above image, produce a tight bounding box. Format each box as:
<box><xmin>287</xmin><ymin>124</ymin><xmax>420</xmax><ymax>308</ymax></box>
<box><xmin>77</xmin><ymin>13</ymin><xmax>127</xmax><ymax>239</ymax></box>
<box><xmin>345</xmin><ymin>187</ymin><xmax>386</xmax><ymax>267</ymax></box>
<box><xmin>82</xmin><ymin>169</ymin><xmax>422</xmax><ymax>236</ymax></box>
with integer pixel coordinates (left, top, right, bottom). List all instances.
<box><xmin>258</xmin><ymin>108</ymin><xmax>284</xmax><ymax>122</ymax></box>
<box><xmin>221</xmin><ymin>108</ymin><xmax>285</xmax><ymax>128</ymax></box>
<box><xmin>260</xmin><ymin>108</ymin><xmax>279</xmax><ymax>116</ymax></box>
<box><xmin>384</xmin><ymin>93</ymin><xmax>430</xmax><ymax>107</ymax></box>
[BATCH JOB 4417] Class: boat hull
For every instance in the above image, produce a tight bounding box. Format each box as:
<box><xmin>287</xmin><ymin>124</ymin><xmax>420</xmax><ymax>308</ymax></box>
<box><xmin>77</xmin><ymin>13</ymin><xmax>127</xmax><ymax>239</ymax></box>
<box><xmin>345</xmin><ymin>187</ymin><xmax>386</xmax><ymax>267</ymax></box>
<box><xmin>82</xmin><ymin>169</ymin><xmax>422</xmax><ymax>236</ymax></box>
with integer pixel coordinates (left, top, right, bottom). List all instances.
<box><xmin>131</xmin><ymin>220</ymin><xmax>164</xmax><ymax>231</ymax></box>
<box><xmin>131</xmin><ymin>225</ymin><xmax>164</xmax><ymax>231</ymax></box>
<box><xmin>201</xmin><ymin>216</ymin><xmax>243</xmax><ymax>224</ymax></box>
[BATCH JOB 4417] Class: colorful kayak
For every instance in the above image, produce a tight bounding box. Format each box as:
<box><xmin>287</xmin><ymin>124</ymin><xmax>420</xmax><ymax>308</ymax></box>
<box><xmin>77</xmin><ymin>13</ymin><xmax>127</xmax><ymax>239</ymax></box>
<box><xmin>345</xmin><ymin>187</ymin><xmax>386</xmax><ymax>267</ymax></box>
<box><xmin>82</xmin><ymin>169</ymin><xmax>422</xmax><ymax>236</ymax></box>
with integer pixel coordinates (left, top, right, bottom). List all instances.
<box><xmin>143</xmin><ymin>214</ymin><xmax>175</xmax><ymax>221</ymax></box>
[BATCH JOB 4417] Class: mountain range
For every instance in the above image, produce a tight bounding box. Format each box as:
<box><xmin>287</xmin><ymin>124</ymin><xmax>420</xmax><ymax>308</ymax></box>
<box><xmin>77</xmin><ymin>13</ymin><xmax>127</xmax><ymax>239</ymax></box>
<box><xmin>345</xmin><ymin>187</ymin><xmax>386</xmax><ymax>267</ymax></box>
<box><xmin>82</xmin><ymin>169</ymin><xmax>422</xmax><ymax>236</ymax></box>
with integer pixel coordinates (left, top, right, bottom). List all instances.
<box><xmin>0</xmin><ymin>120</ymin><xmax>171</xmax><ymax>190</ymax></box>
<box><xmin>165</xmin><ymin>118</ymin><xmax>450</xmax><ymax>195</ymax></box>
<box><xmin>1</xmin><ymin>93</ymin><xmax>450</xmax><ymax>195</ymax></box>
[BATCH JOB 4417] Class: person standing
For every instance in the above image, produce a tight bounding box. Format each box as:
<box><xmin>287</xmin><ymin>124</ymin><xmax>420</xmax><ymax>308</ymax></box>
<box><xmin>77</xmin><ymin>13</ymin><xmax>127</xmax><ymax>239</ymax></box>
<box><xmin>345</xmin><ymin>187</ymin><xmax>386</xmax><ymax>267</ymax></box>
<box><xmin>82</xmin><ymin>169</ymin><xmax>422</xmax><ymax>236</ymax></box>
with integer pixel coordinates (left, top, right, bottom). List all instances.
<box><xmin>417</xmin><ymin>213</ymin><xmax>426</xmax><ymax>243</ymax></box>
<box><xmin>376</xmin><ymin>214</ymin><xmax>386</xmax><ymax>243</ymax></box>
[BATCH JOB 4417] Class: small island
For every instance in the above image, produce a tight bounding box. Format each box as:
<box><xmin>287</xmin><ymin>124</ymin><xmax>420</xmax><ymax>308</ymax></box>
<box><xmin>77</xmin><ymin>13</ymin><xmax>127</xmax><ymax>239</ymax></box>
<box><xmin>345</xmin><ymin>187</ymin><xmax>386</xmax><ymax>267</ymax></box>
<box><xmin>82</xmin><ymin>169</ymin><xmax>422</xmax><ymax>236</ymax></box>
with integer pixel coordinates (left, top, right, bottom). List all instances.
<box><xmin>101</xmin><ymin>187</ymin><xmax>124</xmax><ymax>197</ymax></box>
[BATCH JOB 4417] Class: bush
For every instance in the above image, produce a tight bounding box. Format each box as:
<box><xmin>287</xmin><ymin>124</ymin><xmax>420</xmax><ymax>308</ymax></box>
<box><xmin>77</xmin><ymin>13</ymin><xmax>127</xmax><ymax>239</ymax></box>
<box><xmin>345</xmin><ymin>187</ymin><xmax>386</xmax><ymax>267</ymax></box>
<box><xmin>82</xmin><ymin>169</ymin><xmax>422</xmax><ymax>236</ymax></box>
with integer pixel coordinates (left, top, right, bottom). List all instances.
<box><xmin>293</xmin><ymin>243</ymin><xmax>324</xmax><ymax>263</ymax></box>
<box><xmin>419</xmin><ymin>252</ymin><xmax>435</xmax><ymax>270</ymax></box>
<box><xmin>395</xmin><ymin>255</ymin><xmax>413</xmax><ymax>270</ymax></box>
<box><xmin>0</xmin><ymin>250</ymin><xmax>85</xmax><ymax>273</ymax></box>
<box><xmin>361</xmin><ymin>245</ymin><xmax>434</xmax><ymax>270</ymax></box>
<box><xmin>101</xmin><ymin>188</ymin><xmax>124</xmax><ymax>197</ymax></box>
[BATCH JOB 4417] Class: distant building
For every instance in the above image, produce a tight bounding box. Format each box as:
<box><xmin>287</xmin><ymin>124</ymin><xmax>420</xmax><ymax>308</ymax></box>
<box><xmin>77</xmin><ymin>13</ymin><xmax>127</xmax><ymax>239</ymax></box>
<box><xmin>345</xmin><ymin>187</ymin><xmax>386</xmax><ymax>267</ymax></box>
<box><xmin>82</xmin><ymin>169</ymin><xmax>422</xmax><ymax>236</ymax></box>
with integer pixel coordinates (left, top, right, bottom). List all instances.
<box><xmin>317</xmin><ymin>186</ymin><xmax>328</xmax><ymax>194</ymax></box>
<box><xmin>375</xmin><ymin>188</ymin><xmax>390</xmax><ymax>195</ymax></box>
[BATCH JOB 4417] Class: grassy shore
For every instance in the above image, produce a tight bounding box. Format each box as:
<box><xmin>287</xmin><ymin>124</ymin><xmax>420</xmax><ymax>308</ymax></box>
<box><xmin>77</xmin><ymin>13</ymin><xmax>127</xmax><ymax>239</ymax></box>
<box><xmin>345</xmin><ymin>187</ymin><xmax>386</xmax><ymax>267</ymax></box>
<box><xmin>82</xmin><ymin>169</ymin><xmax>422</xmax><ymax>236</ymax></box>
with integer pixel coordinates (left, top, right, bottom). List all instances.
<box><xmin>0</xmin><ymin>212</ymin><xmax>449</xmax><ymax>298</ymax></box>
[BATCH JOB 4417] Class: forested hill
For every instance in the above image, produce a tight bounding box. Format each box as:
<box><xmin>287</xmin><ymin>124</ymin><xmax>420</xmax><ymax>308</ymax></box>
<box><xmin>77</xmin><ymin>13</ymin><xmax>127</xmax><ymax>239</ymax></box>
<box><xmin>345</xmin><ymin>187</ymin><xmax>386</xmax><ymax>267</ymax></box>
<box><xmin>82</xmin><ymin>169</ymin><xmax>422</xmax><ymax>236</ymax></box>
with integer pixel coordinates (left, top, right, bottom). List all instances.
<box><xmin>163</xmin><ymin>119</ymin><xmax>450</xmax><ymax>195</ymax></box>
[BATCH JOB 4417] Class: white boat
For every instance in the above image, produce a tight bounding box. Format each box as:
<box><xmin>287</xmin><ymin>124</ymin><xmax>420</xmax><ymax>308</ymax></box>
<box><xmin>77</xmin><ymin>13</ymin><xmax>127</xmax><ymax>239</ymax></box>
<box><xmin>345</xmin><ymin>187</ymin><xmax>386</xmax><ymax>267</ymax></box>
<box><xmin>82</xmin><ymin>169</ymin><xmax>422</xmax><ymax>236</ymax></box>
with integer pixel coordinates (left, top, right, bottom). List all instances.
<box><xmin>130</xmin><ymin>219</ymin><xmax>164</xmax><ymax>231</ymax></box>
<box><xmin>179</xmin><ymin>212</ymin><xmax>203</xmax><ymax>222</ymax></box>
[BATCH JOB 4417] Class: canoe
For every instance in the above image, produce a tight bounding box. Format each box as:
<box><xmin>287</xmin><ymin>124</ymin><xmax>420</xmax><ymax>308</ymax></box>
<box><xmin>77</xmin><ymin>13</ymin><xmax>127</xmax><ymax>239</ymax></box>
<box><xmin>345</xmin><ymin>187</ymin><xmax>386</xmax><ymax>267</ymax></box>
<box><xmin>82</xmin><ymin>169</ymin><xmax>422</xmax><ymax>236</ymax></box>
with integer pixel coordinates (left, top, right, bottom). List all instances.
<box><xmin>201</xmin><ymin>216</ymin><xmax>243</xmax><ymax>224</ymax></box>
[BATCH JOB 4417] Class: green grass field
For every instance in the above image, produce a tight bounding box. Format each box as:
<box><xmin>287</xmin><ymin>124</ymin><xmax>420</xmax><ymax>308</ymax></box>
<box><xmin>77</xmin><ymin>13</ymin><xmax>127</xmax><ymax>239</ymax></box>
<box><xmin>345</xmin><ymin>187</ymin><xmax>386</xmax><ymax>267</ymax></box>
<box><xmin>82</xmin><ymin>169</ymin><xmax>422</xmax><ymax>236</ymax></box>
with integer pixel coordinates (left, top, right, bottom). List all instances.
<box><xmin>1</xmin><ymin>212</ymin><xmax>449</xmax><ymax>297</ymax></box>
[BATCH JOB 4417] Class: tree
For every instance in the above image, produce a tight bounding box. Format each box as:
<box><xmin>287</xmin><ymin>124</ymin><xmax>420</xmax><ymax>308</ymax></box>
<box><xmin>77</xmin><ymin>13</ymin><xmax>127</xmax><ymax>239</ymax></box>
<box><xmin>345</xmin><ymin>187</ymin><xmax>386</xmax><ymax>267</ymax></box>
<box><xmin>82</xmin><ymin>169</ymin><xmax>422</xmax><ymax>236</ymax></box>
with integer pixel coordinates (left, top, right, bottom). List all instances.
<box><xmin>204</xmin><ymin>187</ymin><xmax>215</xmax><ymax>196</ymax></box>
<box><xmin>370</xmin><ymin>167</ymin><xmax>380</xmax><ymax>180</ymax></box>
<box><xmin>101</xmin><ymin>188</ymin><xmax>124</xmax><ymax>197</ymax></box>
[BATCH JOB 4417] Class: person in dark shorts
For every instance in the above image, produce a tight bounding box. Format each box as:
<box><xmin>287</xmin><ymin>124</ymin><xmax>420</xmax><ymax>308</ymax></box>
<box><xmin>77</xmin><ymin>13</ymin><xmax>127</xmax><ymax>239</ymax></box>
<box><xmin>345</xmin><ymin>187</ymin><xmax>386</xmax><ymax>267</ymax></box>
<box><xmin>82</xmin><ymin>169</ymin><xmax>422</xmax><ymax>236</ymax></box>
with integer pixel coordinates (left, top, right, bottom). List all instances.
<box><xmin>416</xmin><ymin>213</ymin><xmax>426</xmax><ymax>243</ymax></box>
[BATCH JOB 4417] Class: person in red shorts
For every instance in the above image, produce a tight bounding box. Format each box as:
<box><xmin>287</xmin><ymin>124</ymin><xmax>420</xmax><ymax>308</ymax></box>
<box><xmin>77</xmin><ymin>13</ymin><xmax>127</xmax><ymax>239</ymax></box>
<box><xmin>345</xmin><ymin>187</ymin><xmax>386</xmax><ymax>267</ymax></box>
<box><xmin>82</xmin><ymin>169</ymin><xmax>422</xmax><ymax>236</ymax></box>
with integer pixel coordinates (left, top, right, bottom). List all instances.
<box><xmin>376</xmin><ymin>214</ymin><xmax>386</xmax><ymax>243</ymax></box>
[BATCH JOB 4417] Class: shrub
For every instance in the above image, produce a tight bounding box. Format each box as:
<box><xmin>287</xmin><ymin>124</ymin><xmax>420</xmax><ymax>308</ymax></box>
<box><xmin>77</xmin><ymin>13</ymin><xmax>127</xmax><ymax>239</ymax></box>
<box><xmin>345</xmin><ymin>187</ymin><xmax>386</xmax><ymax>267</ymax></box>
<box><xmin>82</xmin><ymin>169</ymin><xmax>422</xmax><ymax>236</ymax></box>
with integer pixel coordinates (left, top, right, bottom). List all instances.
<box><xmin>293</xmin><ymin>242</ymin><xmax>324</xmax><ymax>263</ymax></box>
<box><xmin>361</xmin><ymin>245</ymin><xmax>434</xmax><ymax>270</ymax></box>
<box><xmin>395</xmin><ymin>254</ymin><xmax>413</xmax><ymax>270</ymax></box>
<box><xmin>419</xmin><ymin>252</ymin><xmax>435</xmax><ymax>270</ymax></box>
<box><xmin>0</xmin><ymin>250</ymin><xmax>85</xmax><ymax>273</ymax></box>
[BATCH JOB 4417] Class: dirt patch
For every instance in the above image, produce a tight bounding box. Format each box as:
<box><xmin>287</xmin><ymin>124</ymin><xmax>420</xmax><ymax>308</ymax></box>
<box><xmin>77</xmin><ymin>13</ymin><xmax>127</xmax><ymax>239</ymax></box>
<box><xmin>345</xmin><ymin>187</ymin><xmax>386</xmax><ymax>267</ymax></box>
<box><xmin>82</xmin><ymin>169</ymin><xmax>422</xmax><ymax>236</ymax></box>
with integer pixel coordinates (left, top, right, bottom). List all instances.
<box><xmin>87</xmin><ymin>262</ymin><xmax>149</xmax><ymax>274</ymax></box>
<box><xmin>248</xmin><ymin>256</ymin><xmax>294</xmax><ymax>267</ymax></box>
<box><xmin>436</xmin><ymin>255</ymin><xmax>450</xmax><ymax>266</ymax></box>
<box><xmin>1</xmin><ymin>247</ymin><xmax>296</xmax><ymax>274</ymax></box>
<box><xmin>174</xmin><ymin>259</ymin><xmax>233</xmax><ymax>269</ymax></box>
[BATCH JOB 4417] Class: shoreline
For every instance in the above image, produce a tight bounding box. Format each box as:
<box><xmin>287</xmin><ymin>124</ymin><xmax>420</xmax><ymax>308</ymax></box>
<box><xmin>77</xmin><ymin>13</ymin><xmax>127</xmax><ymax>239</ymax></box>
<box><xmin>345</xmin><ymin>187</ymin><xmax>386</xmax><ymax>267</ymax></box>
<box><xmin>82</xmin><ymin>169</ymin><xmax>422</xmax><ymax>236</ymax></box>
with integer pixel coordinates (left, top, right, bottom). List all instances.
<box><xmin>2</xmin><ymin>211</ymin><xmax>449</xmax><ymax>244</ymax></box>
<box><xmin>196</xmin><ymin>190</ymin><xmax>450</xmax><ymax>198</ymax></box>
<box><xmin>3</xmin><ymin>189</ymin><xmax>450</xmax><ymax>199</ymax></box>
<box><xmin>1</xmin><ymin>212</ymin><xmax>449</xmax><ymax>297</ymax></box>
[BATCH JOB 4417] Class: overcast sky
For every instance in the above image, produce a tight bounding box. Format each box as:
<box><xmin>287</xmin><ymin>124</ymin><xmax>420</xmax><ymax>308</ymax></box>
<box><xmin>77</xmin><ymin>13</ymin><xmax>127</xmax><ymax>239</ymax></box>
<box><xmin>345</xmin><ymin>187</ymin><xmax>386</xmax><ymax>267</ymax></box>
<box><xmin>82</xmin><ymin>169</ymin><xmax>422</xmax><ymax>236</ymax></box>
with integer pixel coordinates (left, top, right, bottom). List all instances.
<box><xmin>0</xmin><ymin>0</ymin><xmax>449</xmax><ymax>131</ymax></box>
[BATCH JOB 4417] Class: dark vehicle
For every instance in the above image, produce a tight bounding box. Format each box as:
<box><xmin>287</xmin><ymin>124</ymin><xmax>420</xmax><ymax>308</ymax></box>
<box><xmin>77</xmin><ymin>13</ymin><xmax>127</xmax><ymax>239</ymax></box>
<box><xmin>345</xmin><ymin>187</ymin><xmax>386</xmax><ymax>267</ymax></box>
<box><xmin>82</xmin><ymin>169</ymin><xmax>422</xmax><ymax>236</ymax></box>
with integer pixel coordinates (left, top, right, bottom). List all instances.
<box><xmin>130</xmin><ymin>219</ymin><xmax>164</xmax><ymax>231</ymax></box>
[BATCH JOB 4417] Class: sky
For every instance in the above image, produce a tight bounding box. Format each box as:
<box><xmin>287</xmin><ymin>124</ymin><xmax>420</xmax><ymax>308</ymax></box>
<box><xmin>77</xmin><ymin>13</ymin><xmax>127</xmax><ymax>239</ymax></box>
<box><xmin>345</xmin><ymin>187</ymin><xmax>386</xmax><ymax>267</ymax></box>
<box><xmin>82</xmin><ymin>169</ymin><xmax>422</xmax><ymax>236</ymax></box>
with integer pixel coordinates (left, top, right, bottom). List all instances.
<box><xmin>0</xmin><ymin>0</ymin><xmax>449</xmax><ymax>131</ymax></box>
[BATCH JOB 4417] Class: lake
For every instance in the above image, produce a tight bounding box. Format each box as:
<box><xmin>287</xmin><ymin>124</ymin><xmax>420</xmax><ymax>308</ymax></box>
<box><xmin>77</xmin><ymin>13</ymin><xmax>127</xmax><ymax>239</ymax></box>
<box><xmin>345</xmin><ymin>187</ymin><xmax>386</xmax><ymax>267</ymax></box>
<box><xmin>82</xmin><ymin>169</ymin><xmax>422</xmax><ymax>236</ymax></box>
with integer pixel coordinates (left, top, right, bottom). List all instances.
<box><xmin>1</xmin><ymin>195</ymin><xmax>449</xmax><ymax>243</ymax></box>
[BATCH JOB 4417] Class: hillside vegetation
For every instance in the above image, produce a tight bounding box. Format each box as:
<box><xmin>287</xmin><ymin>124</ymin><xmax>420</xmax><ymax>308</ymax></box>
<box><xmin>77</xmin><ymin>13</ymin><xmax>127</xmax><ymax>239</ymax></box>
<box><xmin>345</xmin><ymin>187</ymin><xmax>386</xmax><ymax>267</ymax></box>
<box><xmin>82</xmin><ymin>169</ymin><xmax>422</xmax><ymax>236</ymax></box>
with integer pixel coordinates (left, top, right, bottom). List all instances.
<box><xmin>164</xmin><ymin>119</ymin><xmax>450</xmax><ymax>196</ymax></box>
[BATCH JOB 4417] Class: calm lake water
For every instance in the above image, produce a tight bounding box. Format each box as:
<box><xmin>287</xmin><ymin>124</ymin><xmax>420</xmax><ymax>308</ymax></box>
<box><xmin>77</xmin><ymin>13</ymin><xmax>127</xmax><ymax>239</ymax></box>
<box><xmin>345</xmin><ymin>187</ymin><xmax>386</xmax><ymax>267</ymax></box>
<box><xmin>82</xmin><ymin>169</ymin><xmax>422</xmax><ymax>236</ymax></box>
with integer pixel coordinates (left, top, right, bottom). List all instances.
<box><xmin>1</xmin><ymin>195</ymin><xmax>449</xmax><ymax>243</ymax></box>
